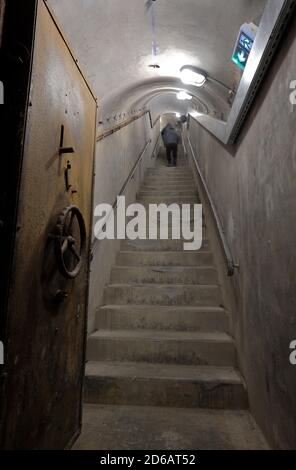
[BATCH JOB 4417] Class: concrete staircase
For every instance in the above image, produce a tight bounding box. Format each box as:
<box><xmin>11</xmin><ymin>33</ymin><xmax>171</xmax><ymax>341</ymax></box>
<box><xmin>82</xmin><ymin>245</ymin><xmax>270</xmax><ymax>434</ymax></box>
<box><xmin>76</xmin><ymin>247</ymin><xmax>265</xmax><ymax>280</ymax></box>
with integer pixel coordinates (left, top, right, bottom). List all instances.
<box><xmin>75</xmin><ymin>155</ymin><xmax>268</xmax><ymax>450</ymax></box>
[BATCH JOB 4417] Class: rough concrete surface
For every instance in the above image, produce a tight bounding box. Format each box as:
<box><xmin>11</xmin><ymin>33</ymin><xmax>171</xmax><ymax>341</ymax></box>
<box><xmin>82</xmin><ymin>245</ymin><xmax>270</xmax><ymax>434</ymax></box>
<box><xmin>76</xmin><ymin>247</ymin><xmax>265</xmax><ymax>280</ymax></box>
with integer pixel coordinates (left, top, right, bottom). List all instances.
<box><xmin>47</xmin><ymin>0</ymin><xmax>266</xmax><ymax>123</ymax></box>
<box><xmin>73</xmin><ymin>404</ymin><xmax>269</xmax><ymax>450</ymax></box>
<box><xmin>186</xmin><ymin>16</ymin><xmax>296</xmax><ymax>449</ymax></box>
<box><xmin>88</xmin><ymin>114</ymin><xmax>159</xmax><ymax>333</ymax></box>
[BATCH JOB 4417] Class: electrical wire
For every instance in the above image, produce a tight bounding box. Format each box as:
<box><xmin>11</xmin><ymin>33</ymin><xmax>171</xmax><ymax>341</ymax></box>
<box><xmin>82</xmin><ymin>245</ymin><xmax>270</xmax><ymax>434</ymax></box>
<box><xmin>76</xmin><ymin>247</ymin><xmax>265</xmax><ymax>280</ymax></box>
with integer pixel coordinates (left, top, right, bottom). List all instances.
<box><xmin>146</xmin><ymin>0</ymin><xmax>159</xmax><ymax>62</ymax></box>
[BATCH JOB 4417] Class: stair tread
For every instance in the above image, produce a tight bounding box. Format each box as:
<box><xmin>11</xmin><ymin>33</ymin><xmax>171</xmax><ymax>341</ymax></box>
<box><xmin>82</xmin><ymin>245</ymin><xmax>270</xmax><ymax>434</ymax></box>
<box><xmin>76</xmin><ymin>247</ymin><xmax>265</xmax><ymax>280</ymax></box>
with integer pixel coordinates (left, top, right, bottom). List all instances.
<box><xmin>121</xmin><ymin>244</ymin><xmax>209</xmax><ymax>248</ymax></box>
<box><xmin>85</xmin><ymin>361</ymin><xmax>244</xmax><ymax>384</ymax></box>
<box><xmin>107</xmin><ymin>283</ymin><xmax>220</xmax><ymax>288</ymax></box>
<box><xmin>119</xmin><ymin>250</ymin><xmax>212</xmax><ymax>255</ymax></box>
<box><xmin>113</xmin><ymin>265</ymin><xmax>216</xmax><ymax>270</ymax></box>
<box><xmin>143</xmin><ymin>188</ymin><xmax>196</xmax><ymax>190</ymax></box>
<box><xmin>89</xmin><ymin>329</ymin><xmax>233</xmax><ymax>342</ymax></box>
<box><xmin>144</xmin><ymin>180</ymin><xmax>195</xmax><ymax>183</ymax></box>
<box><xmin>116</xmin><ymin>251</ymin><xmax>214</xmax><ymax>266</ymax></box>
<box><xmin>142</xmin><ymin>185</ymin><xmax>196</xmax><ymax>188</ymax></box>
<box><xmin>140</xmin><ymin>190</ymin><xmax>197</xmax><ymax>193</ymax></box>
<box><xmin>147</xmin><ymin>172</ymin><xmax>192</xmax><ymax>176</ymax></box>
<box><xmin>100</xmin><ymin>304</ymin><xmax>225</xmax><ymax>313</ymax></box>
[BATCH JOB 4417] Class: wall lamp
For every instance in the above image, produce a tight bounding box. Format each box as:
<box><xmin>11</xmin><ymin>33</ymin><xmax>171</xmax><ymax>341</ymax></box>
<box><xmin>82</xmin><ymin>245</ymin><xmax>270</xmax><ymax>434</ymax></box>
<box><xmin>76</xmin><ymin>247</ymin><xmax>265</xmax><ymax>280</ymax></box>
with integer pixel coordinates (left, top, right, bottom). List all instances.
<box><xmin>176</xmin><ymin>90</ymin><xmax>192</xmax><ymax>101</ymax></box>
<box><xmin>180</xmin><ymin>66</ymin><xmax>207</xmax><ymax>87</ymax></box>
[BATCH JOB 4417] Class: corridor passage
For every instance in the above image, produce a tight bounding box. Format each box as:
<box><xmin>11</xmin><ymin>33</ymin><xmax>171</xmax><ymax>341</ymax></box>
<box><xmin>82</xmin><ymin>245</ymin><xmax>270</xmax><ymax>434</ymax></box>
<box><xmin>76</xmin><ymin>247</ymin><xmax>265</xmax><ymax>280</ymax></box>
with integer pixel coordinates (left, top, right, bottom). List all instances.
<box><xmin>1</xmin><ymin>0</ymin><xmax>296</xmax><ymax>455</ymax></box>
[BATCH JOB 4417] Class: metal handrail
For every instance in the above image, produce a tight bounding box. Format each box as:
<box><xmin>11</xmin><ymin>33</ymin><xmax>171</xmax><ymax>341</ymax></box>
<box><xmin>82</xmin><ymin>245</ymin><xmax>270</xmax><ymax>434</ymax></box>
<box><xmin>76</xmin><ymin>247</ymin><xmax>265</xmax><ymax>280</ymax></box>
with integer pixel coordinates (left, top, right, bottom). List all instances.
<box><xmin>91</xmin><ymin>135</ymin><xmax>161</xmax><ymax>253</ymax></box>
<box><xmin>187</xmin><ymin>136</ymin><xmax>238</xmax><ymax>276</ymax></box>
<box><xmin>115</xmin><ymin>132</ymin><xmax>161</xmax><ymax>205</ymax></box>
<box><xmin>115</xmin><ymin>139</ymin><xmax>151</xmax><ymax>205</ymax></box>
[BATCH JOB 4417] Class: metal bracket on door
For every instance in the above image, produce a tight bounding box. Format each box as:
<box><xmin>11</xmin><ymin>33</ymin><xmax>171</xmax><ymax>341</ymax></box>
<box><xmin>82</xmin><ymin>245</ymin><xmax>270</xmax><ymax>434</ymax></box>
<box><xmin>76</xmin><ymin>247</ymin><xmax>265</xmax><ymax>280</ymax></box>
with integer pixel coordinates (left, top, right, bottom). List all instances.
<box><xmin>65</xmin><ymin>161</ymin><xmax>72</xmax><ymax>191</ymax></box>
<box><xmin>59</xmin><ymin>125</ymin><xmax>75</xmax><ymax>155</ymax></box>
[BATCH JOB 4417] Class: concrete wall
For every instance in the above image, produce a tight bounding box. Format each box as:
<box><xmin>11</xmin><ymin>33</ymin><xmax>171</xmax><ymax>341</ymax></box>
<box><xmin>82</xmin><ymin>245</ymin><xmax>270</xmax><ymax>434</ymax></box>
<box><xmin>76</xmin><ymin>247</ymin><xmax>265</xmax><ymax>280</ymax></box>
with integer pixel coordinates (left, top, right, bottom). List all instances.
<box><xmin>186</xmin><ymin>18</ymin><xmax>296</xmax><ymax>449</ymax></box>
<box><xmin>88</xmin><ymin>113</ymin><xmax>160</xmax><ymax>333</ymax></box>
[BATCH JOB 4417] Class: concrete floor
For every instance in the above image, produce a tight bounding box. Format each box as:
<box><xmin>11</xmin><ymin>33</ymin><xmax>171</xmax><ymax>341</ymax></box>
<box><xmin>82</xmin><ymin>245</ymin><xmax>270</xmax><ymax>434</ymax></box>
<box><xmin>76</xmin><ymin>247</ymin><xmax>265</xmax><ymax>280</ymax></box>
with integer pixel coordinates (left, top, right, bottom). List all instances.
<box><xmin>73</xmin><ymin>404</ymin><xmax>269</xmax><ymax>450</ymax></box>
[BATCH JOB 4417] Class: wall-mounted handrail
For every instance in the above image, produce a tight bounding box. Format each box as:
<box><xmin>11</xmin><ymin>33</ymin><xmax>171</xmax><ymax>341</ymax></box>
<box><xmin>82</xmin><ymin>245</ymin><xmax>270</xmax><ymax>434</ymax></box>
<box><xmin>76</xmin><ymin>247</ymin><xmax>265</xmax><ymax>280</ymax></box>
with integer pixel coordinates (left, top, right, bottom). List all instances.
<box><xmin>91</xmin><ymin>134</ymin><xmax>161</xmax><ymax>254</ymax></box>
<box><xmin>120</xmin><ymin>133</ymin><xmax>161</xmax><ymax>199</ymax></box>
<box><xmin>187</xmin><ymin>136</ymin><xmax>238</xmax><ymax>276</ymax></box>
<box><xmin>115</xmin><ymin>139</ymin><xmax>151</xmax><ymax>205</ymax></box>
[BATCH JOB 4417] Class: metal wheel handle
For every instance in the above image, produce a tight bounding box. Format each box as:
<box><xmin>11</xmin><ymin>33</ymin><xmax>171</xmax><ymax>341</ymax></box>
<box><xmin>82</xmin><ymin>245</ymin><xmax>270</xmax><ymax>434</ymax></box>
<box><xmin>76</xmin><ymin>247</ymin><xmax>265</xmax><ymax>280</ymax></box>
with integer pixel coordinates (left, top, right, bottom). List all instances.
<box><xmin>54</xmin><ymin>205</ymin><xmax>86</xmax><ymax>279</ymax></box>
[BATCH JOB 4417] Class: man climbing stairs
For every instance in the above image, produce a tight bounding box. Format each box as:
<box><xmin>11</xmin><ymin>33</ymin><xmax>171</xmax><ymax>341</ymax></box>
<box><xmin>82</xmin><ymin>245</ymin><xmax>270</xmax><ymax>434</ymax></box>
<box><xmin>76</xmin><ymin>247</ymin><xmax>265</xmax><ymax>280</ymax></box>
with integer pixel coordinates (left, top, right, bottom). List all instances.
<box><xmin>74</xmin><ymin>155</ymin><xmax>268</xmax><ymax>450</ymax></box>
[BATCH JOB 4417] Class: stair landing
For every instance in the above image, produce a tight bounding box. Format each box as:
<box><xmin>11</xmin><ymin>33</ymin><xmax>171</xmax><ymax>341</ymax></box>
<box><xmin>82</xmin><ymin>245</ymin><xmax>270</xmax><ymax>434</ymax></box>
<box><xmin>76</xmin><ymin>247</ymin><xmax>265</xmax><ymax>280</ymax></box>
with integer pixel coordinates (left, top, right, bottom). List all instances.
<box><xmin>73</xmin><ymin>404</ymin><xmax>268</xmax><ymax>450</ymax></box>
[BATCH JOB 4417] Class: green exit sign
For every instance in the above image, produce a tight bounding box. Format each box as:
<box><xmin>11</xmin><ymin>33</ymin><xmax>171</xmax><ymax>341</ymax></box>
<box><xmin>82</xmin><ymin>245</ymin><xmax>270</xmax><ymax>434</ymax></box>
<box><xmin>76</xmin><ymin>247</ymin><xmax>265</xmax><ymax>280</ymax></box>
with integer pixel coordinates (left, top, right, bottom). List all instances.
<box><xmin>232</xmin><ymin>23</ymin><xmax>257</xmax><ymax>71</ymax></box>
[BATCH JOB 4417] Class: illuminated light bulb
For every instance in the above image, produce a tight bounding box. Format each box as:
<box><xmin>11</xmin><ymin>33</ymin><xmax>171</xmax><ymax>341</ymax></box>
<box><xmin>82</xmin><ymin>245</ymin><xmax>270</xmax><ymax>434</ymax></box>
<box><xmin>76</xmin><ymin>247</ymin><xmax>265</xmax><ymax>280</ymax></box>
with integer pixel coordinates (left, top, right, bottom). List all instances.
<box><xmin>190</xmin><ymin>111</ymin><xmax>203</xmax><ymax>118</ymax></box>
<box><xmin>176</xmin><ymin>91</ymin><xmax>192</xmax><ymax>101</ymax></box>
<box><xmin>180</xmin><ymin>67</ymin><xmax>206</xmax><ymax>87</ymax></box>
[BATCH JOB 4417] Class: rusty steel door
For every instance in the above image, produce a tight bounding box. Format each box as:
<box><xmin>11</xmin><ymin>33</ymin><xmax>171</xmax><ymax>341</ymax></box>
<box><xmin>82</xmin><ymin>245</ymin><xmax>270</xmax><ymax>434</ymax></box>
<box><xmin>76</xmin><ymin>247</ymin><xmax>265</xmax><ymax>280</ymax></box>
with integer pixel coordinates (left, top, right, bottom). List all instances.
<box><xmin>1</xmin><ymin>0</ymin><xmax>96</xmax><ymax>449</ymax></box>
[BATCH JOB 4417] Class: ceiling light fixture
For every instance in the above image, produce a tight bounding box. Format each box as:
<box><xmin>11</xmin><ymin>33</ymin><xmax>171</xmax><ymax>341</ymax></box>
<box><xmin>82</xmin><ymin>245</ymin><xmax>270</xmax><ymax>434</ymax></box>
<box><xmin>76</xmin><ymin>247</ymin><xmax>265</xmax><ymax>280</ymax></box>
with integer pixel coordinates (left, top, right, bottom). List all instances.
<box><xmin>180</xmin><ymin>66</ymin><xmax>207</xmax><ymax>87</ymax></box>
<box><xmin>176</xmin><ymin>90</ymin><xmax>192</xmax><ymax>101</ymax></box>
<box><xmin>190</xmin><ymin>111</ymin><xmax>203</xmax><ymax>118</ymax></box>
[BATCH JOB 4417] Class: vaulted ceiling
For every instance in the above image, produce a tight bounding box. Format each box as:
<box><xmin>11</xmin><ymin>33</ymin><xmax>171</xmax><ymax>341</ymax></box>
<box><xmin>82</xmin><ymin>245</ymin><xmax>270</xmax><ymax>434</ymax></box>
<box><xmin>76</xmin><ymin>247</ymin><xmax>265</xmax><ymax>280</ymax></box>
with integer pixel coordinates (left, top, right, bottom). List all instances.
<box><xmin>48</xmin><ymin>0</ymin><xmax>266</xmax><ymax>125</ymax></box>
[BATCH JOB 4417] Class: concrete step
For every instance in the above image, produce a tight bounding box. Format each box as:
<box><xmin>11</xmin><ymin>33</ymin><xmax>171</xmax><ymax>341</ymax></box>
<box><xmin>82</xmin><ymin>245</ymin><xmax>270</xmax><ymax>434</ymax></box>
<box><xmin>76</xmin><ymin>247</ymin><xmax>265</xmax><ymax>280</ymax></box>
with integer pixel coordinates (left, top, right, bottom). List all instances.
<box><xmin>116</xmin><ymin>251</ymin><xmax>214</xmax><ymax>266</ymax></box>
<box><xmin>137</xmin><ymin>196</ymin><xmax>200</xmax><ymax>204</ymax></box>
<box><xmin>123</xmin><ymin>219</ymin><xmax>207</xmax><ymax>234</ymax></box>
<box><xmin>145</xmin><ymin>172</ymin><xmax>193</xmax><ymax>177</ymax></box>
<box><xmin>164</xmin><ymin>164</ymin><xmax>188</xmax><ymax>168</ymax></box>
<box><xmin>143</xmin><ymin>176</ymin><xmax>195</xmax><ymax>182</ymax></box>
<box><xmin>147</xmin><ymin>169</ymin><xmax>192</xmax><ymax>175</ymax></box>
<box><xmin>139</xmin><ymin>190</ymin><xmax>198</xmax><ymax>197</ymax></box>
<box><xmin>142</xmin><ymin>183</ymin><xmax>196</xmax><ymax>190</ymax></box>
<box><xmin>136</xmin><ymin>210</ymin><xmax>201</xmax><ymax>219</ymax></box>
<box><xmin>120</xmin><ymin>238</ymin><xmax>210</xmax><ymax>252</ymax></box>
<box><xmin>145</xmin><ymin>172</ymin><xmax>193</xmax><ymax>178</ymax></box>
<box><xmin>96</xmin><ymin>305</ymin><xmax>228</xmax><ymax>332</ymax></box>
<box><xmin>141</xmin><ymin>188</ymin><xmax>197</xmax><ymax>195</ymax></box>
<box><xmin>110</xmin><ymin>266</ymin><xmax>218</xmax><ymax>285</ymax></box>
<box><xmin>149</xmin><ymin>171</ymin><xmax>191</xmax><ymax>175</ymax></box>
<box><xmin>103</xmin><ymin>284</ymin><xmax>222</xmax><ymax>307</ymax></box>
<box><xmin>125</xmin><ymin>213</ymin><xmax>205</xmax><ymax>223</ymax></box>
<box><xmin>84</xmin><ymin>362</ymin><xmax>248</xmax><ymax>409</ymax></box>
<box><xmin>73</xmin><ymin>404</ymin><xmax>269</xmax><ymax>450</ymax></box>
<box><xmin>147</xmin><ymin>166</ymin><xmax>190</xmax><ymax>170</ymax></box>
<box><xmin>116</xmin><ymin>234</ymin><xmax>207</xmax><ymax>245</ymax></box>
<box><xmin>86</xmin><ymin>330</ymin><xmax>236</xmax><ymax>366</ymax></box>
<box><xmin>144</xmin><ymin>177</ymin><xmax>195</xmax><ymax>185</ymax></box>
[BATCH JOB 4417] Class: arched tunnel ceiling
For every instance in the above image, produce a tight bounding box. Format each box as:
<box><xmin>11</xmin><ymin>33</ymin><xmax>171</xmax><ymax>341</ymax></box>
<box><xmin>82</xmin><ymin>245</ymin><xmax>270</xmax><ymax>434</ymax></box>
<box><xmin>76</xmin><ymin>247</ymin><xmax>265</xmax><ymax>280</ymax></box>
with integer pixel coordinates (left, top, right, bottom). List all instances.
<box><xmin>48</xmin><ymin>0</ymin><xmax>266</xmax><ymax>124</ymax></box>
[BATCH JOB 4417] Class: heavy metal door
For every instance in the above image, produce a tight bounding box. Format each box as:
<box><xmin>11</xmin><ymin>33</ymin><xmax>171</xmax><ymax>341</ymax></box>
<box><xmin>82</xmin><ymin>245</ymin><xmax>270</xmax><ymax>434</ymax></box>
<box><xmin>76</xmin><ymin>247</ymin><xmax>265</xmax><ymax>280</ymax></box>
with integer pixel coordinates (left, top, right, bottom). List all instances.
<box><xmin>0</xmin><ymin>0</ymin><xmax>96</xmax><ymax>449</ymax></box>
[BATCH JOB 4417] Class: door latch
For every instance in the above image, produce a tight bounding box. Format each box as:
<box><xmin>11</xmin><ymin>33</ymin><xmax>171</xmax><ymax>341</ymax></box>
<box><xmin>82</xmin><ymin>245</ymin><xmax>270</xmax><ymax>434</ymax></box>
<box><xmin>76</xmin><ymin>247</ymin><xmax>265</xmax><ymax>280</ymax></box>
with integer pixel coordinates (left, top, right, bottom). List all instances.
<box><xmin>59</xmin><ymin>125</ymin><xmax>75</xmax><ymax>155</ymax></box>
<box><xmin>65</xmin><ymin>161</ymin><xmax>72</xmax><ymax>191</ymax></box>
